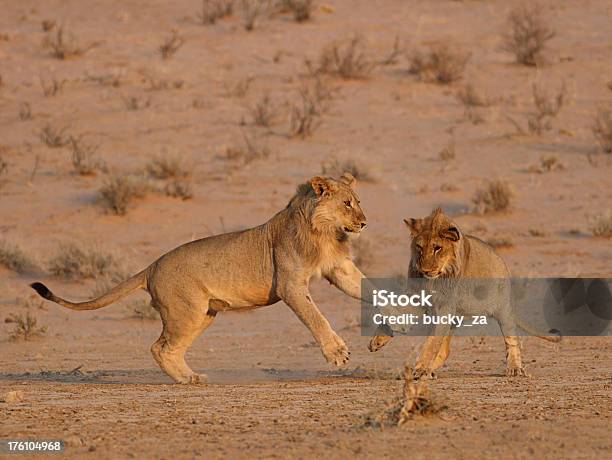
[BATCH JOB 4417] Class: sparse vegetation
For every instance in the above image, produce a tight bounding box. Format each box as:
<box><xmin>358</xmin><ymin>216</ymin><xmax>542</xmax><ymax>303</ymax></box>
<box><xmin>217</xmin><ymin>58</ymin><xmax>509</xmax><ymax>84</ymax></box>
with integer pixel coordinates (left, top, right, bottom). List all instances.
<box><xmin>159</xmin><ymin>31</ymin><xmax>185</xmax><ymax>59</ymax></box>
<box><xmin>247</xmin><ymin>93</ymin><xmax>281</xmax><ymax>127</ymax></box>
<box><xmin>99</xmin><ymin>174</ymin><xmax>153</xmax><ymax>215</ymax></box>
<box><xmin>42</xmin><ymin>26</ymin><xmax>98</xmax><ymax>60</ymax></box>
<box><xmin>440</xmin><ymin>183</ymin><xmax>459</xmax><ymax>192</ymax></box>
<box><xmin>527</xmin><ymin>155</ymin><xmax>565</xmax><ymax>173</ymax></box>
<box><xmin>593</xmin><ymin>106</ymin><xmax>612</xmax><ymax>154</ymax></box>
<box><xmin>0</xmin><ymin>240</ymin><xmax>39</xmax><ymax>274</ymax></box>
<box><xmin>438</xmin><ymin>140</ymin><xmax>456</xmax><ymax>161</ymax></box>
<box><xmin>289</xmin><ymin>82</ymin><xmax>327</xmax><ymax>138</ymax></box>
<box><xmin>121</xmin><ymin>94</ymin><xmax>151</xmax><ymax>111</ymax></box>
<box><xmin>7</xmin><ymin>311</ymin><xmax>47</xmax><ymax>341</ymax></box>
<box><xmin>224</xmin><ymin>129</ymin><xmax>270</xmax><ymax>166</ymax></box>
<box><xmin>472</xmin><ymin>180</ymin><xmax>513</xmax><ymax>214</ymax></box>
<box><xmin>41</xmin><ymin>19</ymin><xmax>56</xmax><ymax>32</ymax></box>
<box><xmin>69</xmin><ymin>136</ymin><xmax>104</xmax><ymax>175</ymax></box>
<box><xmin>589</xmin><ymin>211</ymin><xmax>612</xmax><ymax>238</ymax></box>
<box><xmin>308</xmin><ymin>36</ymin><xmax>375</xmax><ymax>80</ymax></box>
<box><xmin>19</xmin><ymin>102</ymin><xmax>32</xmax><ymax>121</ymax></box>
<box><xmin>408</xmin><ymin>43</ymin><xmax>470</xmax><ymax>84</ymax></box>
<box><xmin>39</xmin><ymin>75</ymin><xmax>67</xmax><ymax>96</ymax></box>
<box><xmin>164</xmin><ymin>178</ymin><xmax>194</xmax><ymax>200</ymax></box>
<box><xmin>456</xmin><ymin>83</ymin><xmax>490</xmax><ymax>123</ymax></box>
<box><xmin>363</xmin><ymin>363</ymin><xmax>444</xmax><ymax>428</ymax></box>
<box><xmin>39</xmin><ymin>123</ymin><xmax>70</xmax><ymax>148</ymax></box>
<box><xmin>197</xmin><ymin>0</ymin><xmax>234</xmax><ymax>24</ymax></box>
<box><xmin>501</xmin><ymin>3</ymin><xmax>555</xmax><ymax>66</ymax></box>
<box><xmin>321</xmin><ymin>156</ymin><xmax>377</xmax><ymax>182</ymax></box>
<box><xmin>146</xmin><ymin>154</ymin><xmax>189</xmax><ymax>179</ymax></box>
<box><xmin>0</xmin><ymin>155</ymin><xmax>7</xmax><ymax>186</ymax></box>
<box><xmin>528</xmin><ymin>81</ymin><xmax>566</xmax><ymax>134</ymax></box>
<box><xmin>240</xmin><ymin>0</ymin><xmax>269</xmax><ymax>31</ymax></box>
<box><xmin>223</xmin><ymin>76</ymin><xmax>254</xmax><ymax>98</ymax></box>
<box><xmin>282</xmin><ymin>0</ymin><xmax>315</xmax><ymax>22</ymax></box>
<box><xmin>48</xmin><ymin>241</ymin><xmax>126</xmax><ymax>280</ymax></box>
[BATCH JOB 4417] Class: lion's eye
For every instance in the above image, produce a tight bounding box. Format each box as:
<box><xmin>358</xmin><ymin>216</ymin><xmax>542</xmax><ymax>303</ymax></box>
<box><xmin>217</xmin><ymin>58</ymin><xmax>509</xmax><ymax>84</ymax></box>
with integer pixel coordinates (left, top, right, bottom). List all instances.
<box><xmin>344</xmin><ymin>200</ymin><xmax>352</xmax><ymax>208</ymax></box>
<box><xmin>416</xmin><ymin>244</ymin><xmax>423</xmax><ymax>252</ymax></box>
<box><xmin>434</xmin><ymin>245</ymin><xmax>442</xmax><ymax>254</ymax></box>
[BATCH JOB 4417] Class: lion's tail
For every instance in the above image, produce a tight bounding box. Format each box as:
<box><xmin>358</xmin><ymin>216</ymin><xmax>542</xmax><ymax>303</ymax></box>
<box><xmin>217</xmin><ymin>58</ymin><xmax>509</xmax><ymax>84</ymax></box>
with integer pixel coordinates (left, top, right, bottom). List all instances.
<box><xmin>515</xmin><ymin>318</ymin><xmax>562</xmax><ymax>343</ymax></box>
<box><xmin>30</xmin><ymin>270</ymin><xmax>147</xmax><ymax>311</ymax></box>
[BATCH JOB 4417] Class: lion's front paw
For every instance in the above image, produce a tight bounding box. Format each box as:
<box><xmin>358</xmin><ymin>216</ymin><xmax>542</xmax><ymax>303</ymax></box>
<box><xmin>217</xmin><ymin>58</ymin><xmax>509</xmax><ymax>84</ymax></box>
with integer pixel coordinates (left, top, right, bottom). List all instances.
<box><xmin>505</xmin><ymin>366</ymin><xmax>528</xmax><ymax>377</ymax></box>
<box><xmin>178</xmin><ymin>373</ymin><xmax>208</xmax><ymax>384</ymax></box>
<box><xmin>321</xmin><ymin>334</ymin><xmax>350</xmax><ymax>366</ymax></box>
<box><xmin>368</xmin><ymin>335</ymin><xmax>393</xmax><ymax>352</ymax></box>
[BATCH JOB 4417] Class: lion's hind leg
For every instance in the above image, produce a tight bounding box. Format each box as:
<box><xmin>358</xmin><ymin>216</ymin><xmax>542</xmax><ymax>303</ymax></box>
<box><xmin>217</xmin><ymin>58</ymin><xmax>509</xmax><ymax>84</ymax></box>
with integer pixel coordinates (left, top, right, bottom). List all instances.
<box><xmin>151</xmin><ymin>300</ymin><xmax>217</xmax><ymax>384</ymax></box>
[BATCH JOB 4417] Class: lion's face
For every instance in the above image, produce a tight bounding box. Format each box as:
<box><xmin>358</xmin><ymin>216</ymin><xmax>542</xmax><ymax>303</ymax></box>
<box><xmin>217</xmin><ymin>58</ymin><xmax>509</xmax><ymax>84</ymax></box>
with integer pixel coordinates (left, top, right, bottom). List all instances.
<box><xmin>404</xmin><ymin>208</ymin><xmax>462</xmax><ymax>278</ymax></box>
<box><xmin>309</xmin><ymin>173</ymin><xmax>366</xmax><ymax>238</ymax></box>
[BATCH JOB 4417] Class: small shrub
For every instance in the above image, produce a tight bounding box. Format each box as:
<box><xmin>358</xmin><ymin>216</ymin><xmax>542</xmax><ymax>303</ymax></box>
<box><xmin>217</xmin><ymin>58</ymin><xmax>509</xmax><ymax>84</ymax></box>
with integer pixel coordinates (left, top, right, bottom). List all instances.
<box><xmin>7</xmin><ymin>312</ymin><xmax>47</xmax><ymax>341</ymax></box>
<box><xmin>41</xmin><ymin>19</ymin><xmax>56</xmax><ymax>32</ymax></box>
<box><xmin>527</xmin><ymin>155</ymin><xmax>565</xmax><ymax>173</ymax></box>
<box><xmin>321</xmin><ymin>156</ymin><xmax>377</xmax><ymax>182</ymax></box>
<box><xmin>0</xmin><ymin>155</ymin><xmax>7</xmax><ymax>182</ymax></box>
<box><xmin>69</xmin><ymin>136</ymin><xmax>104</xmax><ymax>175</ymax></box>
<box><xmin>472</xmin><ymin>180</ymin><xmax>514</xmax><ymax>214</ymax></box>
<box><xmin>589</xmin><ymin>211</ymin><xmax>612</xmax><ymax>238</ymax></box>
<box><xmin>99</xmin><ymin>174</ymin><xmax>152</xmax><ymax>215</ymax></box>
<box><xmin>159</xmin><ymin>31</ymin><xmax>185</xmax><ymax>59</ymax></box>
<box><xmin>379</xmin><ymin>36</ymin><xmax>403</xmax><ymax>66</ymax></box>
<box><xmin>146</xmin><ymin>154</ymin><xmax>189</xmax><ymax>179</ymax></box>
<box><xmin>164</xmin><ymin>178</ymin><xmax>194</xmax><ymax>200</ymax></box>
<box><xmin>19</xmin><ymin>102</ymin><xmax>32</xmax><ymax>121</ymax></box>
<box><xmin>42</xmin><ymin>26</ymin><xmax>98</xmax><ymax>60</ymax></box>
<box><xmin>528</xmin><ymin>81</ymin><xmax>566</xmax><ymax>134</ymax></box>
<box><xmin>408</xmin><ymin>43</ymin><xmax>470</xmax><ymax>84</ymax></box>
<box><xmin>529</xmin><ymin>228</ymin><xmax>548</xmax><ymax>237</ymax></box>
<box><xmin>456</xmin><ymin>83</ymin><xmax>489</xmax><ymax>123</ymax></box>
<box><xmin>197</xmin><ymin>0</ymin><xmax>234</xmax><ymax>24</ymax></box>
<box><xmin>438</xmin><ymin>140</ymin><xmax>455</xmax><ymax>161</ymax></box>
<box><xmin>282</xmin><ymin>0</ymin><xmax>314</xmax><ymax>22</ymax></box>
<box><xmin>48</xmin><ymin>241</ymin><xmax>126</xmax><ymax>279</ymax></box>
<box><xmin>129</xmin><ymin>299</ymin><xmax>159</xmax><ymax>320</ymax></box>
<box><xmin>501</xmin><ymin>3</ymin><xmax>555</xmax><ymax>66</ymax></box>
<box><xmin>593</xmin><ymin>106</ymin><xmax>612</xmax><ymax>154</ymax></box>
<box><xmin>440</xmin><ymin>183</ymin><xmax>459</xmax><ymax>192</ymax></box>
<box><xmin>289</xmin><ymin>82</ymin><xmax>325</xmax><ymax>138</ymax></box>
<box><xmin>247</xmin><ymin>93</ymin><xmax>281</xmax><ymax>127</ymax></box>
<box><xmin>0</xmin><ymin>240</ymin><xmax>39</xmax><ymax>274</ymax></box>
<box><xmin>224</xmin><ymin>129</ymin><xmax>270</xmax><ymax>165</ymax></box>
<box><xmin>308</xmin><ymin>36</ymin><xmax>375</xmax><ymax>80</ymax></box>
<box><xmin>39</xmin><ymin>75</ymin><xmax>66</xmax><ymax>96</ymax></box>
<box><xmin>39</xmin><ymin>123</ymin><xmax>70</xmax><ymax>148</ymax></box>
<box><xmin>223</xmin><ymin>76</ymin><xmax>254</xmax><ymax>98</ymax></box>
<box><xmin>240</xmin><ymin>0</ymin><xmax>269</xmax><ymax>31</ymax></box>
<box><xmin>121</xmin><ymin>94</ymin><xmax>151</xmax><ymax>111</ymax></box>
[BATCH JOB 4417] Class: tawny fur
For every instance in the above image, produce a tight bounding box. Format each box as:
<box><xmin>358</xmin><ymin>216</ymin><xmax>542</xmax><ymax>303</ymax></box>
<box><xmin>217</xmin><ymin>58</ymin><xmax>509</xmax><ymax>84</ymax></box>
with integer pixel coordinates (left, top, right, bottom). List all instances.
<box><xmin>32</xmin><ymin>173</ymin><xmax>368</xmax><ymax>384</ymax></box>
<box><xmin>368</xmin><ymin>208</ymin><xmax>560</xmax><ymax>379</ymax></box>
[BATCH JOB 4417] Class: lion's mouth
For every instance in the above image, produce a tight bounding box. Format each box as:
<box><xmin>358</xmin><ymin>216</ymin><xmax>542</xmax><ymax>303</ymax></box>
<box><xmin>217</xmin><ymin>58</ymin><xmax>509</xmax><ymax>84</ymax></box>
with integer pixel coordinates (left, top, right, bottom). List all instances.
<box><xmin>343</xmin><ymin>226</ymin><xmax>360</xmax><ymax>234</ymax></box>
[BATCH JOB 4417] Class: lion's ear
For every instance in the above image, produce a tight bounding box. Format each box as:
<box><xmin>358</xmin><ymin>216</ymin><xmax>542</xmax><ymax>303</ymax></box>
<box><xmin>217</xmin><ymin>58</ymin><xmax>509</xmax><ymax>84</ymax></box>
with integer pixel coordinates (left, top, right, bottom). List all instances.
<box><xmin>441</xmin><ymin>226</ymin><xmax>461</xmax><ymax>242</ymax></box>
<box><xmin>339</xmin><ymin>172</ymin><xmax>356</xmax><ymax>188</ymax></box>
<box><xmin>403</xmin><ymin>218</ymin><xmax>422</xmax><ymax>237</ymax></box>
<box><xmin>310</xmin><ymin>176</ymin><xmax>337</xmax><ymax>197</ymax></box>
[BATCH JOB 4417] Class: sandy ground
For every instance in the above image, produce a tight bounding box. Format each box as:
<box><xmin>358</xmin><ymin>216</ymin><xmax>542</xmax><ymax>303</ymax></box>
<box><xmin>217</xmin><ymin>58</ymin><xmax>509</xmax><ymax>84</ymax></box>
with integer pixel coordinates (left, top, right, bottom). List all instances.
<box><xmin>1</xmin><ymin>0</ymin><xmax>611</xmax><ymax>458</ymax></box>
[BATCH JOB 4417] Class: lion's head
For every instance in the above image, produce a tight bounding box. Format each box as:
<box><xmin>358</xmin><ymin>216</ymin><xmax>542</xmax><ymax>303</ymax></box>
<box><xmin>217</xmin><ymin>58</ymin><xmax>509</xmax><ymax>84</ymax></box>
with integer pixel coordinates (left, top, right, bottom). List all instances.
<box><xmin>404</xmin><ymin>208</ymin><xmax>463</xmax><ymax>278</ymax></box>
<box><xmin>303</xmin><ymin>172</ymin><xmax>367</xmax><ymax>240</ymax></box>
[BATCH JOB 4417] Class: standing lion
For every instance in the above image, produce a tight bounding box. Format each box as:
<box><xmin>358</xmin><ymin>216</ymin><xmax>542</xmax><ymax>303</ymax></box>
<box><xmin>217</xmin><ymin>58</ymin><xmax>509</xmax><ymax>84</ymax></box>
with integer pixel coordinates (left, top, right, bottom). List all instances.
<box><xmin>31</xmin><ymin>173</ymin><xmax>367</xmax><ymax>384</ymax></box>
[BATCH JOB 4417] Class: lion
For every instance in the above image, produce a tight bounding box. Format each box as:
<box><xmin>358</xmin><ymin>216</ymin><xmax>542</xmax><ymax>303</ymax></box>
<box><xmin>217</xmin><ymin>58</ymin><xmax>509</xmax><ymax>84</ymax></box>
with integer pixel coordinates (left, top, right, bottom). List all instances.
<box><xmin>31</xmin><ymin>173</ymin><xmax>368</xmax><ymax>384</ymax></box>
<box><xmin>368</xmin><ymin>208</ymin><xmax>560</xmax><ymax>378</ymax></box>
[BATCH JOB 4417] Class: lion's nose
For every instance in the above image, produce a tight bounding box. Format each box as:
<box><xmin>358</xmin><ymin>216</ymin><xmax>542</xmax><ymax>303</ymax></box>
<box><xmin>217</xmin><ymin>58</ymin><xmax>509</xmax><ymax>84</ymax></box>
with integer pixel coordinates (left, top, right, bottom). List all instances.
<box><xmin>360</xmin><ymin>222</ymin><xmax>366</xmax><ymax>229</ymax></box>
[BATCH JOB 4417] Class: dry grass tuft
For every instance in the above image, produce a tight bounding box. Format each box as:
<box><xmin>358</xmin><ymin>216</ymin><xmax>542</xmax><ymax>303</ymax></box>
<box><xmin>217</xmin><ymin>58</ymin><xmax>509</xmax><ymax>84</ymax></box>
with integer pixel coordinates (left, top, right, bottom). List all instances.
<box><xmin>240</xmin><ymin>0</ymin><xmax>269</xmax><ymax>31</ymax></box>
<box><xmin>19</xmin><ymin>102</ymin><xmax>32</xmax><ymax>121</ymax></box>
<box><xmin>472</xmin><ymin>180</ymin><xmax>513</xmax><ymax>214</ymax></box>
<box><xmin>363</xmin><ymin>363</ymin><xmax>444</xmax><ymax>428</ymax></box>
<box><xmin>224</xmin><ymin>129</ymin><xmax>271</xmax><ymax>166</ymax></box>
<box><xmin>0</xmin><ymin>240</ymin><xmax>39</xmax><ymax>274</ymax></box>
<box><xmin>164</xmin><ymin>178</ymin><xmax>194</xmax><ymax>200</ymax></box>
<box><xmin>501</xmin><ymin>3</ymin><xmax>555</xmax><ymax>66</ymax></box>
<box><xmin>121</xmin><ymin>94</ymin><xmax>151</xmax><ymax>111</ymax></box>
<box><xmin>247</xmin><ymin>93</ymin><xmax>281</xmax><ymax>127</ymax></box>
<box><xmin>527</xmin><ymin>155</ymin><xmax>565</xmax><ymax>173</ymax></box>
<box><xmin>39</xmin><ymin>75</ymin><xmax>67</xmax><ymax>96</ymax></box>
<box><xmin>408</xmin><ymin>43</ymin><xmax>470</xmax><ymax>84</ymax></box>
<box><xmin>159</xmin><ymin>31</ymin><xmax>185</xmax><ymax>59</ymax></box>
<box><xmin>99</xmin><ymin>174</ymin><xmax>153</xmax><ymax>215</ymax></box>
<box><xmin>321</xmin><ymin>155</ymin><xmax>377</xmax><ymax>183</ymax></box>
<box><xmin>288</xmin><ymin>79</ymin><xmax>333</xmax><ymax>138</ymax></box>
<box><xmin>456</xmin><ymin>83</ymin><xmax>490</xmax><ymax>123</ymax></box>
<box><xmin>0</xmin><ymin>155</ymin><xmax>7</xmax><ymax>187</ymax></box>
<box><xmin>197</xmin><ymin>0</ymin><xmax>234</xmax><ymax>24</ymax></box>
<box><xmin>528</xmin><ymin>81</ymin><xmax>566</xmax><ymax>134</ymax></box>
<box><xmin>308</xmin><ymin>36</ymin><xmax>375</xmax><ymax>80</ymax></box>
<box><xmin>223</xmin><ymin>76</ymin><xmax>254</xmax><ymax>98</ymax></box>
<box><xmin>592</xmin><ymin>106</ymin><xmax>612</xmax><ymax>154</ymax></box>
<box><xmin>39</xmin><ymin>123</ymin><xmax>70</xmax><ymax>148</ymax></box>
<box><xmin>438</xmin><ymin>140</ymin><xmax>456</xmax><ymax>161</ymax></box>
<box><xmin>146</xmin><ymin>154</ymin><xmax>189</xmax><ymax>179</ymax></box>
<box><xmin>129</xmin><ymin>299</ymin><xmax>159</xmax><ymax>320</ymax></box>
<box><xmin>69</xmin><ymin>136</ymin><xmax>104</xmax><ymax>176</ymax></box>
<box><xmin>589</xmin><ymin>211</ymin><xmax>612</xmax><ymax>238</ymax></box>
<box><xmin>7</xmin><ymin>311</ymin><xmax>47</xmax><ymax>341</ymax></box>
<box><xmin>48</xmin><ymin>242</ymin><xmax>126</xmax><ymax>280</ymax></box>
<box><xmin>281</xmin><ymin>0</ymin><xmax>315</xmax><ymax>22</ymax></box>
<box><xmin>42</xmin><ymin>26</ymin><xmax>98</xmax><ymax>60</ymax></box>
